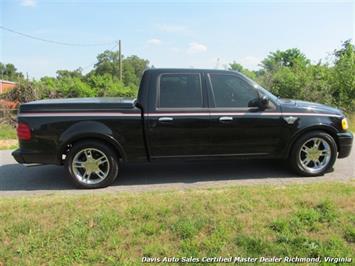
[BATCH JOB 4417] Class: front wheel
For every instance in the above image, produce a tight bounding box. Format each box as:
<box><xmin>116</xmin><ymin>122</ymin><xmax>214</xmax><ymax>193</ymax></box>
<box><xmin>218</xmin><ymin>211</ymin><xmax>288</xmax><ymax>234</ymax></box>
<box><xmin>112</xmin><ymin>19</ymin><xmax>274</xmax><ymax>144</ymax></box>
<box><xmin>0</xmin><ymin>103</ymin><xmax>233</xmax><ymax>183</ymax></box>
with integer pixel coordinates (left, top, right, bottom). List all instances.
<box><xmin>65</xmin><ymin>141</ymin><xmax>119</xmax><ymax>189</ymax></box>
<box><xmin>290</xmin><ymin>131</ymin><xmax>337</xmax><ymax>176</ymax></box>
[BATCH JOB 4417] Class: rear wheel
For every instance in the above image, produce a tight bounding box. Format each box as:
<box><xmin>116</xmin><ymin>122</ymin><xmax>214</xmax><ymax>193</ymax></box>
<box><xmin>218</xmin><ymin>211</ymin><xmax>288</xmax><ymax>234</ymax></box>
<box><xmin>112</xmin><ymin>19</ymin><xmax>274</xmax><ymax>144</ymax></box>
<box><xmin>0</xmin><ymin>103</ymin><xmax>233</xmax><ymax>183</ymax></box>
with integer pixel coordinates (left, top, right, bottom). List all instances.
<box><xmin>65</xmin><ymin>141</ymin><xmax>119</xmax><ymax>188</ymax></box>
<box><xmin>290</xmin><ymin>131</ymin><xmax>337</xmax><ymax>176</ymax></box>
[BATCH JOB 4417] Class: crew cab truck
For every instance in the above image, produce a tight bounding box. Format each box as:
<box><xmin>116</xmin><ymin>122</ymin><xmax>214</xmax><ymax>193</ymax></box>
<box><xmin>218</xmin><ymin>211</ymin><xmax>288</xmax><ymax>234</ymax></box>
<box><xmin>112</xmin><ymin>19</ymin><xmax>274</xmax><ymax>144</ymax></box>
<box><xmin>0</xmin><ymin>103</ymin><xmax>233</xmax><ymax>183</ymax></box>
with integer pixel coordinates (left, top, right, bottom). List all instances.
<box><xmin>13</xmin><ymin>68</ymin><xmax>353</xmax><ymax>188</ymax></box>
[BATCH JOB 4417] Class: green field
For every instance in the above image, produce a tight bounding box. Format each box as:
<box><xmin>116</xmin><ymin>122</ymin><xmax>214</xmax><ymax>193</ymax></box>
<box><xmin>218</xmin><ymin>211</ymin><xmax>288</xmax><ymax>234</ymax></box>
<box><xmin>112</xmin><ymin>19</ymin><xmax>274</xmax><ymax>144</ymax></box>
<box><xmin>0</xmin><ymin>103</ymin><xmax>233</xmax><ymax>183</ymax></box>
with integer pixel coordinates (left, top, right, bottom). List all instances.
<box><xmin>0</xmin><ymin>123</ymin><xmax>16</xmax><ymax>140</ymax></box>
<box><xmin>349</xmin><ymin>113</ymin><xmax>355</xmax><ymax>133</ymax></box>
<box><xmin>0</xmin><ymin>124</ymin><xmax>17</xmax><ymax>150</ymax></box>
<box><xmin>0</xmin><ymin>182</ymin><xmax>354</xmax><ymax>265</ymax></box>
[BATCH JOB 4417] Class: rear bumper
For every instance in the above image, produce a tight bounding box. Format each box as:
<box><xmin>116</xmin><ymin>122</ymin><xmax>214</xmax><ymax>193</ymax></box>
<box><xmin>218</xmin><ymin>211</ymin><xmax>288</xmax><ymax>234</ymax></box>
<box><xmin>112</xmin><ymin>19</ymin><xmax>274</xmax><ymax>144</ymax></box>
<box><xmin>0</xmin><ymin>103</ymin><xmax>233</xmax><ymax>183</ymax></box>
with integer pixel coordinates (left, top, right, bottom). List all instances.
<box><xmin>337</xmin><ymin>132</ymin><xmax>353</xmax><ymax>158</ymax></box>
<box><xmin>12</xmin><ymin>149</ymin><xmax>25</xmax><ymax>163</ymax></box>
<box><xmin>12</xmin><ymin>149</ymin><xmax>60</xmax><ymax>165</ymax></box>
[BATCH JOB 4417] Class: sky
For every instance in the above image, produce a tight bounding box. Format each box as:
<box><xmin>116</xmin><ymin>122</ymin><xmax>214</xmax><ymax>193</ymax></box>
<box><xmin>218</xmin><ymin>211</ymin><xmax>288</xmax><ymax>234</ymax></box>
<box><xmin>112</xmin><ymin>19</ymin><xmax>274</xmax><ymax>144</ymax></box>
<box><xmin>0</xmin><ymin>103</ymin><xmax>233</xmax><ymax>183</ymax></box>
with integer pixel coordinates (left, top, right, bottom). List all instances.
<box><xmin>0</xmin><ymin>0</ymin><xmax>354</xmax><ymax>79</ymax></box>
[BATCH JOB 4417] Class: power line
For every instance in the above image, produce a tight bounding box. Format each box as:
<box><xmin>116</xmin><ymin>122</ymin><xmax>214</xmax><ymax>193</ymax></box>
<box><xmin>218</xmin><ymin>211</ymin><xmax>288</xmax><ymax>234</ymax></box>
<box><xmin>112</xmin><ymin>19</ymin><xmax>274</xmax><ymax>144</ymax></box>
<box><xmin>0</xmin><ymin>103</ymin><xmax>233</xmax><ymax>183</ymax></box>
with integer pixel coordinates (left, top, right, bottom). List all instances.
<box><xmin>0</xmin><ymin>25</ymin><xmax>115</xmax><ymax>47</ymax></box>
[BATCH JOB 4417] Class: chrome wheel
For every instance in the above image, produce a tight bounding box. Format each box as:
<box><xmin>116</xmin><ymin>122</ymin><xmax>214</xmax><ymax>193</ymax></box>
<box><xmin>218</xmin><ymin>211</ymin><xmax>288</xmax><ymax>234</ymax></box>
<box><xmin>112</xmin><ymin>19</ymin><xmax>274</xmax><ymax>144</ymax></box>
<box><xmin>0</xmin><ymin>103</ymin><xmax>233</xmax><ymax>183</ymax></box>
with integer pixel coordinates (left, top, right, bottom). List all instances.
<box><xmin>71</xmin><ymin>148</ymin><xmax>110</xmax><ymax>185</ymax></box>
<box><xmin>299</xmin><ymin>137</ymin><xmax>331</xmax><ymax>174</ymax></box>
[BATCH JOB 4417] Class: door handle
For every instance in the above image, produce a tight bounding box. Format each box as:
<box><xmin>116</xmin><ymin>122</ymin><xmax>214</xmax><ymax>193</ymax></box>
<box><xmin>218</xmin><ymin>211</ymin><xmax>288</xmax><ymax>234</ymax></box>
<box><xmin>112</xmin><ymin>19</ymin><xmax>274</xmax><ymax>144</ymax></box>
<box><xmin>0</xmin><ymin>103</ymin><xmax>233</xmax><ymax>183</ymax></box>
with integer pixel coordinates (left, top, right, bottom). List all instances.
<box><xmin>219</xmin><ymin>116</ymin><xmax>233</xmax><ymax>122</ymax></box>
<box><xmin>158</xmin><ymin>117</ymin><xmax>174</xmax><ymax>122</ymax></box>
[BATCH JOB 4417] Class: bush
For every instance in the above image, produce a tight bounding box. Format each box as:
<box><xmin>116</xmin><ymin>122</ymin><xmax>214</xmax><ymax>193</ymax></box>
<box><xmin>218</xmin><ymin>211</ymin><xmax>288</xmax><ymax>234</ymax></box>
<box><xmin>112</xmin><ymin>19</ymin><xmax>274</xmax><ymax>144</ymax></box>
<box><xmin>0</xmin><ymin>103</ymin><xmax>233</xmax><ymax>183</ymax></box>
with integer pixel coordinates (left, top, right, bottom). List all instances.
<box><xmin>86</xmin><ymin>74</ymin><xmax>137</xmax><ymax>97</ymax></box>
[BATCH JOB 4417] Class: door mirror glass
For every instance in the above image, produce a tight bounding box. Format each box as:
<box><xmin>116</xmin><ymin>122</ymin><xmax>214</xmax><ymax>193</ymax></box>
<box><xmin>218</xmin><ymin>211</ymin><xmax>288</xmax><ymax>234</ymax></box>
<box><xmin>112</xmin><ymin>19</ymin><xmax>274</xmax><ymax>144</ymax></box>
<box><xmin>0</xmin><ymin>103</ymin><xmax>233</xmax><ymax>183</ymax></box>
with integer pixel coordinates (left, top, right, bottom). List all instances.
<box><xmin>259</xmin><ymin>95</ymin><xmax>269</xmax><ymax>109</ymax></box>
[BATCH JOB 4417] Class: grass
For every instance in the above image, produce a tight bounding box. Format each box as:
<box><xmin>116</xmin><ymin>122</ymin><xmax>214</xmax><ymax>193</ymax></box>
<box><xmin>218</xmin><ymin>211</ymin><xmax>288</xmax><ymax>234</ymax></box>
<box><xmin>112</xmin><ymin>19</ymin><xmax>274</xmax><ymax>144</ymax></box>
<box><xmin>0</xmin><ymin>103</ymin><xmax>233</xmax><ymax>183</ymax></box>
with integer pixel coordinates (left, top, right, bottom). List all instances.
<box><xmin>0</xmin><ymin>182</ymin><xmax>354</xmax><ymax>265</ymax></box>
<box><xmin>0</xmin><ymin>124</ymin><xmax>17</xmax><ymax>150</ymax></box>
<box><xmin>348</xmin><ymin>113</ymin><xmax>355</xmax><ymax>133</ymax></box>
<box><xmin>0</xmin><ymin>123</ymin><xmax>16</xmax><ymax>140</ymax></box>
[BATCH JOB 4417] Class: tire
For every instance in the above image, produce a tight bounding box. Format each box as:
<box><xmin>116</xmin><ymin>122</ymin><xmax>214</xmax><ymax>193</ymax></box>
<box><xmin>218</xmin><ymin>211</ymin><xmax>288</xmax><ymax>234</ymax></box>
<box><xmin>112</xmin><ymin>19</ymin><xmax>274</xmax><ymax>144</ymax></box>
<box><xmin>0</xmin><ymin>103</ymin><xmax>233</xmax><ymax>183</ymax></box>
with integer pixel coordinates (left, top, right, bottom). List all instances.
<box><xmin>290</xmin><ymin>131</ymin><xmax>337</xmax><ymax>176</ymax></box>
<box><xmin>65</xmin><ymin>140</ymin><xmax>119</xmax><ymax>189</ymax></box>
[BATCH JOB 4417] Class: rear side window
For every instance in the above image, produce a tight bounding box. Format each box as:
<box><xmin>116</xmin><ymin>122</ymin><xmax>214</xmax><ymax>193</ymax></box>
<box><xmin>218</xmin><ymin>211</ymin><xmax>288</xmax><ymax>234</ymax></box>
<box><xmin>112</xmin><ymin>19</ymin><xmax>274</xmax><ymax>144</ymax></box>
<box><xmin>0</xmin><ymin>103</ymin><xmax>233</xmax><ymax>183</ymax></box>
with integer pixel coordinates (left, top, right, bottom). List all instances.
<box><xmin>159</xmin><ymin>73</ymin><xmax>202</xmax><ymax>108</ymax></box>
<box><xmin>209</xmin><ymin>74</ymin><xmax>259</xmax><ymax>108</ymax></box>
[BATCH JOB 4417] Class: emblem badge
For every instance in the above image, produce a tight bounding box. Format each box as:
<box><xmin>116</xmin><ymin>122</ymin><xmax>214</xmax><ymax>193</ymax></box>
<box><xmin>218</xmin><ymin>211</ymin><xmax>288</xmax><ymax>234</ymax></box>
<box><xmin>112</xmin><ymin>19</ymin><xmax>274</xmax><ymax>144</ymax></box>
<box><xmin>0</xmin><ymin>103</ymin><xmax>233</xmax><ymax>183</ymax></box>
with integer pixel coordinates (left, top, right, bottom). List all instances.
<box><xmin>283</xmin><ymin>116</ymin><xmax>298</xmax><ymax>124</ymax></box>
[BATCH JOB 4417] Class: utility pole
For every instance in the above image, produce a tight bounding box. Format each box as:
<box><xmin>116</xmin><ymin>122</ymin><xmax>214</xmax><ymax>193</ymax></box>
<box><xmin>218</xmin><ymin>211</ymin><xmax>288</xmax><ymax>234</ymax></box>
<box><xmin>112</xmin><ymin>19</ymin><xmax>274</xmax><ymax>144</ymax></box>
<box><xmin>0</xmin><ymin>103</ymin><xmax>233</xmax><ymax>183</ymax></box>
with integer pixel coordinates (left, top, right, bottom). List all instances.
<box><xmin>118</xmin><ymin>40</ymin><xmax>122</xmax><ymax>81</ymax></box>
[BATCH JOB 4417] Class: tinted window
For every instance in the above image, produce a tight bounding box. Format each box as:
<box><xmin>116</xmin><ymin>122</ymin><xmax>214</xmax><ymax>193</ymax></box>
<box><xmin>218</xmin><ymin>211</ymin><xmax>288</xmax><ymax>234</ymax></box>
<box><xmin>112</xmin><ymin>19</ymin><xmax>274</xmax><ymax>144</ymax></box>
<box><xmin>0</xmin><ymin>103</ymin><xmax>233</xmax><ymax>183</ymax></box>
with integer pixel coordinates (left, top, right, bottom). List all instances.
<box><xmin>210</xmin><ymin>74</ymin><xmax>259</xmax><ymax>108</ymax></box>
<box><xmin>159</xmin><ymin>74</ymin><xmax>202</xmax><ymax>108</ymax></box>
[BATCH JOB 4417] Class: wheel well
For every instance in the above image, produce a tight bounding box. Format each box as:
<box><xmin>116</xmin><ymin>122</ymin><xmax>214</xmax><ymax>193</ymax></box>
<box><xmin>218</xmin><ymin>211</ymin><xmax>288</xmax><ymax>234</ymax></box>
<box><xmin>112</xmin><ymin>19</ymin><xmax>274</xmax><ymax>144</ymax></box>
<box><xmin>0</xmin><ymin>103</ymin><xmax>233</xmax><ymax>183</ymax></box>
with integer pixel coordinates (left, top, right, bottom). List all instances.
<box><xmin>60</xmin><ymin>137</ymin><xmax>124</xmax><ymax>164</ymax></box>
<box><xmin>287</xmin><ymin>128</ymin><xmax>339</xmax><ymax>158</ymax></box>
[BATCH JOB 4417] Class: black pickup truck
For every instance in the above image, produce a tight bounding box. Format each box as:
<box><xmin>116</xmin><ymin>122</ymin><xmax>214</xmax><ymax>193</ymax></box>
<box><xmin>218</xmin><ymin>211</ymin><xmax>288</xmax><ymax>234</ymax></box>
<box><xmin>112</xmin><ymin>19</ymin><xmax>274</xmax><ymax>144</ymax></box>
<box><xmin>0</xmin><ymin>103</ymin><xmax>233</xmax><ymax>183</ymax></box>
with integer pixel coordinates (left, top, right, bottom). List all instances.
<box><xmin>13</xmin><ymin>68</ymin><xmax>353</xmax><ymax>188</ymax></box>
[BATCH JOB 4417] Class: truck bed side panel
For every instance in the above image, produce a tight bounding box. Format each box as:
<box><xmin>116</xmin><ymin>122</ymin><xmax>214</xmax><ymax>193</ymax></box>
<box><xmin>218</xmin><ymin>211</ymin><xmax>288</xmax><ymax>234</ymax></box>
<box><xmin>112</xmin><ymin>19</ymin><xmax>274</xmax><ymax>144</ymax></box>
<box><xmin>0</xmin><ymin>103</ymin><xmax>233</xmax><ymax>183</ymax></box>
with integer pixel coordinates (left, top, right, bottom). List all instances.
<box><xmin>16</xmin><ymin>111</ymin><xmax>146</xmax><ymax>165</ymax></box>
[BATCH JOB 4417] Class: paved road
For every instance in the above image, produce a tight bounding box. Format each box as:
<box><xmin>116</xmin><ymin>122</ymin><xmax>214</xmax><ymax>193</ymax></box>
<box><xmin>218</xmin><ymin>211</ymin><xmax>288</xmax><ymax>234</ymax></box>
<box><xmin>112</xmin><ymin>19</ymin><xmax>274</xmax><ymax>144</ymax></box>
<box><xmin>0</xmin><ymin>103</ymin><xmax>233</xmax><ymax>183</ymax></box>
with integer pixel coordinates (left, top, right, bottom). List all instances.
<box><xmin>0</xmin><ymin>149</ymin><xmax>354</xmax><ymax>196</ymax></box>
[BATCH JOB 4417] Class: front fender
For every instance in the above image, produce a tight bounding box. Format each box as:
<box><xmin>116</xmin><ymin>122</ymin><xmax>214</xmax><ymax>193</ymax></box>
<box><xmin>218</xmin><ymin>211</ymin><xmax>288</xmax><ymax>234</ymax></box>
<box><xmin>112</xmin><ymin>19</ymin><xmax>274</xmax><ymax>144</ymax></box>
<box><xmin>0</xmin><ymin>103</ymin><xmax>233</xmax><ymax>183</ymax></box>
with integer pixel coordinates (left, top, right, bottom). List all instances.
<box><xmin>58</xmin><ymin>121</ymin><xmax>127</xmax><ymax>162</ymax></box>
<box><xmin>285</xmin><ymin>124</ymin><xmax>339</xmax><ymax>157</ymax></box>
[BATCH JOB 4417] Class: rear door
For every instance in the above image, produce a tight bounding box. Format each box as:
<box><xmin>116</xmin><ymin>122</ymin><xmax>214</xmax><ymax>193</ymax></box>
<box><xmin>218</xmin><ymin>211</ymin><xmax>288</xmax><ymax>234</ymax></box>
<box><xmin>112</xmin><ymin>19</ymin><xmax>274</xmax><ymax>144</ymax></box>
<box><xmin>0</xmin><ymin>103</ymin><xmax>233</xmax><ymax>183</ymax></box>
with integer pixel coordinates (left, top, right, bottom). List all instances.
<box><xmin>146</xmin><ymin>71</ymin><xmax>211</xmax><ymax>158</ymax></box>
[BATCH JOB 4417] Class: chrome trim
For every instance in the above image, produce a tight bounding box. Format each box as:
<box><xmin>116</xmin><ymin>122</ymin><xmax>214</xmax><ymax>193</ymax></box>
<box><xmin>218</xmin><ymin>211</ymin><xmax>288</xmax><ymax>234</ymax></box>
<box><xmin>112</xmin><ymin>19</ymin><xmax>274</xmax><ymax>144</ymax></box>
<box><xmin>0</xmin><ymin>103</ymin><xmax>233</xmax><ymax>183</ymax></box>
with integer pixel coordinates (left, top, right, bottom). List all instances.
<box><xmin>283</xmin><ymin>116</ymin><xmax>299</xmax><ymax>124</ymax></box>
<box><xmin>219</xmin><ymin>116</ymin><xmax>233</xmax><ymax>122</ymax></box>
<box><xmin>23</xmin><ymin>163</ymin><xmax>42</xmax><ymax>167</ymax></box>
<box><xmin>299</xmin><ymin>137</ymin><xmax>331</xmax><ymax>174</ymax></box>
<box><xmin>152</xmin><ymin>152</ymin><xmax>269</xmax><ymax>159</ymax></box>
<box><xmin>18</xmin><ymin>112</ymin><xmax>140</xmax><ymax>117</ymax></box>
<box><xmin>158</xmin><ymin>117</ymin><xmax>174</xmax><ymax>122</ymax></box>
<box><xmin>71</xmin><ymin>148</ymin><xmax>110</xmax><ymax>185</ymax></box>
<box><xmin>146</xmin><ymin>112</ymin><xmax>341</xmax><ymax>117</ymax></box>
<box><xmin>18</xmin><ymin>111</ymin><xmax>342</xmax><ymax>118</ymax></box>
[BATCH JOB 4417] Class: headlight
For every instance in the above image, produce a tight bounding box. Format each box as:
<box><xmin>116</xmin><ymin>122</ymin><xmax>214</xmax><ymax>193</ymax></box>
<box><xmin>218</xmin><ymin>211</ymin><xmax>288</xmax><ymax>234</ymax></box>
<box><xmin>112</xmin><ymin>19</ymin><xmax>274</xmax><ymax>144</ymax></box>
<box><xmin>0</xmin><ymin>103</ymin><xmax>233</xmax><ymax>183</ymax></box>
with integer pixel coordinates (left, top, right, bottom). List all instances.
<box><xmin>341</xmin><ymin>118</ymin><xmax>349</xmax><ymax>130</ymax></box>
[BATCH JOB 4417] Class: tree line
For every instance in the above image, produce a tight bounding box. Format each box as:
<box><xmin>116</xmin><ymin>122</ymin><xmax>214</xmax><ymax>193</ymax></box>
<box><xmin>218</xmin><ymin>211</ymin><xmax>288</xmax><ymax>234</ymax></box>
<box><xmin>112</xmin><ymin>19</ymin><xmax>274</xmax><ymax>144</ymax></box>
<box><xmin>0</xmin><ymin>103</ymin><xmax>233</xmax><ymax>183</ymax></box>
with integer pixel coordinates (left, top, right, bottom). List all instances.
<box><xmin>1</xmin><ymin>52</ymin><xmax>149</xmax><ymax>103</ymax></box>
<box><xmin>230</xmin><ymin>40</ymin><xmax>354</xmax><ymax>113</ymax></box>
<box><xmin>1</xmin><ymin>40</ymin><xmax>354</xmax><ymax>113</ymax></box>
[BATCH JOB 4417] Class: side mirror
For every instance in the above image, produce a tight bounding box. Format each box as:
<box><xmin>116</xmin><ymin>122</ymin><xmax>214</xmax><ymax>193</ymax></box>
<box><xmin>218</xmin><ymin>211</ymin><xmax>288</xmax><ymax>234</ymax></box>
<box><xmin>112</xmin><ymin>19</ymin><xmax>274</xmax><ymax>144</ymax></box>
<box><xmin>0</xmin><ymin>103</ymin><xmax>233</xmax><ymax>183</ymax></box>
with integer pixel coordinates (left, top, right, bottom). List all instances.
<box><xmin>259</xmin><ymin>95</ymin><xmax>269</xmax><ymax>109</ymax></box>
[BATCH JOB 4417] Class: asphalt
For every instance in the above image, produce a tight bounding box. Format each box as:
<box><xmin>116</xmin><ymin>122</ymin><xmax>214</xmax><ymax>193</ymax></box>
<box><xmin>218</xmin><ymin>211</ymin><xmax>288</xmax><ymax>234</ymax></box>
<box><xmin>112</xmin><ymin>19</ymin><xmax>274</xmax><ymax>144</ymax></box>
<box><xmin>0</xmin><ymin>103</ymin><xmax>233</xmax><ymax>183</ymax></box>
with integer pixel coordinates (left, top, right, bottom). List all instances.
<box><xmin>0</xmin><ymin>149</ymin><xmax>354</xmax><ymax>196</ymax></box>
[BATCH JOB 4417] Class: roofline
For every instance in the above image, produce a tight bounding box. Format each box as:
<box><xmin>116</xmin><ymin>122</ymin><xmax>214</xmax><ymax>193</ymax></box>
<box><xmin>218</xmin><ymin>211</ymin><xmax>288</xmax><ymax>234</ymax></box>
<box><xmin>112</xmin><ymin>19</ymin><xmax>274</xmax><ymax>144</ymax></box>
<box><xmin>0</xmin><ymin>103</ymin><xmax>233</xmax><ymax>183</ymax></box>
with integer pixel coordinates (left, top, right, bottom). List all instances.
<box><xmin>146</xmin><ymin>68</ymin><xmax>234</xmax><ymax>72</ymax></box>
<box><xmin>0</xmin><ymin>80</ymin><xmax>17</xmax><ymax>84</ymax></box>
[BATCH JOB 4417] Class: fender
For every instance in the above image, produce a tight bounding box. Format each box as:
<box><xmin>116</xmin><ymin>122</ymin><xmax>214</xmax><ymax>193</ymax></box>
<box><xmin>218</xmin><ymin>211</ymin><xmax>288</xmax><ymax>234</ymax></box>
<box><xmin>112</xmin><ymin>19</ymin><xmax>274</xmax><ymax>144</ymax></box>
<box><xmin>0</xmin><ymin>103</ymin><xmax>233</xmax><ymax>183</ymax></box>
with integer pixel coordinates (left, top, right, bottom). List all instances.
<box><xmin>57</xmin><ymin>121</ymin><xmax>127</xmax><ymax>162</ymax></box>
<box><xmin>284</xmin><ymin>123</ymin><xmax>339</xmax><ymax>157</ymax></box>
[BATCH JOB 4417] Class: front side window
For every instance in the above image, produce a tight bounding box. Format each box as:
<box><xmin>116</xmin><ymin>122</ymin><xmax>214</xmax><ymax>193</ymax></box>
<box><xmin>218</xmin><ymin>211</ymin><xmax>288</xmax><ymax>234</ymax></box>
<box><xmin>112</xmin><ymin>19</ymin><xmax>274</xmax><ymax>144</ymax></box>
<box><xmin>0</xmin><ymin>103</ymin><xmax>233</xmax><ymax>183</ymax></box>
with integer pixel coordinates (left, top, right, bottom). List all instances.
<box><xmin>159</xmin><ymin>74</ymin><xmax>202</xmax><ymax>108</ymax></box>
<box><xmin>209</xmin><ymin>74</ymin><xmax>259</xmax><ymax>108</ymax></box>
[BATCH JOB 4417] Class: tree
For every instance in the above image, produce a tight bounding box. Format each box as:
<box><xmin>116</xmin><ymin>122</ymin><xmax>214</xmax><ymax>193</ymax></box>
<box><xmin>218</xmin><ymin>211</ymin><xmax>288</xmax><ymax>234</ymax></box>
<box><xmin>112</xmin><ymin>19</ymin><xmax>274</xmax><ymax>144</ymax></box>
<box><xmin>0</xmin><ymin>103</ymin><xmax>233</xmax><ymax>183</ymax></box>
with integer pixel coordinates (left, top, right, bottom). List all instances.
<box><xmin>301</xmin><ymin>63</ymin><xmax>333</xmax><ymax>105</ymax></box>
<box><xmin>93</xmin><ymin>50</ymin><xmax>120</xmax><ymax>78</ymax></box>
<box><xmin>92</xmin><ymin>51</ymin><xmax>149</xmax><ymax>88</ymax></box>
<box><xmin>330</xmin><ymin>40</ymin><xmax>355</xmax><ymax>112</ymax></box>
<box><xmin>0</xmin><ymin>63</ymin><xmax>24</xmax><ymax>81</ymax></box>
<box><xmin>267</xmin><ymin>66</ymin><xmax>302</xmax><ymax>98</ymax></box>
<box><xmin>228</xmin><ymin>62</ymin><xmax>244</xmax><ymax>72</ymax></box>
<box><xmin>261</xmin><ymin>48</ymin><xmax>310</xmax><ymax>72</ymax></box>
<box><xmin>38</xmin><ymin>76</ymin><xmax>95</xmax><ymax>98</ymax></box>
<box><xmin>256</xmin><ymin>48</ymin><xmax>312</xmax><ymax>99</ymax></box>
<box><xmin>122</xmin><ymin>55</ymin><xmax>149</xmax><ymax>87</ymax></box>
<box><xmin>56</xmin><ymin>68</ymin><xmax>83</xmax><ymax>80</ymax></box>
<box><xmin>228</xmin><ymin>61</ymin><xmax>256</xmax><ymax>79</ymax></box>
<box><xmin>86</xmin><ymin>74</ymin><xmax>137</xmax><ymax>97</ymax></box>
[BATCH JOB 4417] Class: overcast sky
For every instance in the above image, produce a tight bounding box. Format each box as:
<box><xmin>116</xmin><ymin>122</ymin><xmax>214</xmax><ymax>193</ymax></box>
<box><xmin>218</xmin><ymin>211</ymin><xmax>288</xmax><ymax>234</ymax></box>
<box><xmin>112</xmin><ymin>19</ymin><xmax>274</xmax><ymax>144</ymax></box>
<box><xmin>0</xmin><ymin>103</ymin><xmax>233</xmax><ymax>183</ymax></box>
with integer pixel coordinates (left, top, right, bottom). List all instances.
<box><xmin>0</xmin><ymin>0</ymin><xmax>354</xmax><ymax>79</ymax></box>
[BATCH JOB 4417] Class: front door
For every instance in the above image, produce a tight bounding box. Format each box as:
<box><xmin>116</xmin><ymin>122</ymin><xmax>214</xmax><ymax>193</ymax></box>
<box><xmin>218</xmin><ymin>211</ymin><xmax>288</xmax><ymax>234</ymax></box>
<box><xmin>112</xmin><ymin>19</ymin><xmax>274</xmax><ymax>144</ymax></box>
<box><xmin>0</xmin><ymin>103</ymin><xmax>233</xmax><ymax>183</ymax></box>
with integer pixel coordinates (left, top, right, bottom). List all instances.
<box><xmin>206</xmin><ymin>72</ymin><xmax>283</xmax><ymax>156</ymax></box>
<box><xmin>147</xmin><ymin>72</ymin><xmax>210</xmax><ymax>158</ymax></box>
